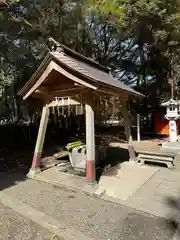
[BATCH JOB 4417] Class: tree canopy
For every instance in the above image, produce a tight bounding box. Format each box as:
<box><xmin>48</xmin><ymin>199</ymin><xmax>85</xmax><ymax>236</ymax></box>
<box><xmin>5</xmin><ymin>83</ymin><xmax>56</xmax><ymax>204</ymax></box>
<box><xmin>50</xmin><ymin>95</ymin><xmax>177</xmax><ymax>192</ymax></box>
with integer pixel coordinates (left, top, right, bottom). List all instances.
<box><xmin>87</xmin><ymin>0</ymin><xmax>180</xmax><ymax>95</ymax></box>
<box><xmin>0</xmin><ymin>0</ymin><xmax>180</xmax><ymax>122</ymax></box>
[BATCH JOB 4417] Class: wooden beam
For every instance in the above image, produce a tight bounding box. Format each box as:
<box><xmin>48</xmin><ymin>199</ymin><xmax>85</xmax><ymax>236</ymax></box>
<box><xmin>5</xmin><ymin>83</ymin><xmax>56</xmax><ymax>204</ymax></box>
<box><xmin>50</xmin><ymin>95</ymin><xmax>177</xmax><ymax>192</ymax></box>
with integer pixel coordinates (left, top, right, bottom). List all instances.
<box><xmin>49</xmin><ymin>86</ymin><xmax>85</xmax><ymax>96</ymax></box>
<box><xmin>41</xmin><ymin>81</ymin><xmax>75</xmax><ymax>92</ymax></box>
<box><xmin>44</xmin><ymin>82</ymin><xmax>77</xmax><ymax>92</ymax></box>
<box><xmin>34</xmin><ymin>87</ymin><xmax>86</xmax><ymax>99</ymax></box>
<box><xmin>98</xmin><ymin>87</ymin><xmax>128</xmax><ymax>99</ymax></box>
<box><xmin>33</xmin><ymin>90</ymin><xmax>54</xmax><ymax>102</ymax></box>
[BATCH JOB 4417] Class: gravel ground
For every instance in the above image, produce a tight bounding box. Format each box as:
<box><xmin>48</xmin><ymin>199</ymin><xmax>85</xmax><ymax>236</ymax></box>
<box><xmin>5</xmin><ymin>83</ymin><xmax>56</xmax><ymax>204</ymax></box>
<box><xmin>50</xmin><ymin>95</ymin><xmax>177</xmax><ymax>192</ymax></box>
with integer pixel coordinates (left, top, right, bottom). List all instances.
<box><xmin>1</xmin><ymin>174</ymin><xmax>177</xmax><ymax>240</ymax></box>
<box><xmin>0</xmin><ymin>201</ymin><xmax>62</xmax><ymax>240</ymax></box>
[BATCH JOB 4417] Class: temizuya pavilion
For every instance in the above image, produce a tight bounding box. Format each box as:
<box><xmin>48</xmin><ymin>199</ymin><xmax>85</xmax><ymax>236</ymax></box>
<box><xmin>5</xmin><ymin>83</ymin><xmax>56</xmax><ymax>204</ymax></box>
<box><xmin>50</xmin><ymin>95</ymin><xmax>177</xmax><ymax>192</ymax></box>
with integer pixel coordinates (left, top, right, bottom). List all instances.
<box><xmin>18</xmin><ymin>40</ymin><xmax>143</xmax><ymax>183</ymax></box>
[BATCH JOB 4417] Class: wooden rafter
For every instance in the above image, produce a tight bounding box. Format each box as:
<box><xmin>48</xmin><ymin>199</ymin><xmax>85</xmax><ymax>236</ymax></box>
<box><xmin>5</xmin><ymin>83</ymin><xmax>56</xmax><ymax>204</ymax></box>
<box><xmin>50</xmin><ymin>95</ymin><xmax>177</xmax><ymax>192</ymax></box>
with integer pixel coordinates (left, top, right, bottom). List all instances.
<box><xmin>43</xmin><ymin>82</ymin><xmax>76</xmax><ymax>92</ymax></box>
<box><xmin>33</xmin><ymin>90</ymin><xmax>54</xmax><ymax>102</ymax></box>
<box><xmin>97</xmin><ymin>86</ymin><xmax>128</xmax><ymax>99</ymax></box>
<box><xmin>50</xmin><ymin>86</ymin><xmax>85</xmax><ymax>96</ymax></box>
<box><xmin>37</xmin><ymin>86</ymin><xmax>85</xmax><ymax>98</ymax></box>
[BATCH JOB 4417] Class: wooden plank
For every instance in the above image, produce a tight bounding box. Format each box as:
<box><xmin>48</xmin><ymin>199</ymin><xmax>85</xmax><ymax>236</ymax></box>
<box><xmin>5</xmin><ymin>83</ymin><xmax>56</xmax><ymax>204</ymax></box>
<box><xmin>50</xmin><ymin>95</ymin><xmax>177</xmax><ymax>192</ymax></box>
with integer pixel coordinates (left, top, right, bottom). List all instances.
<box><xmin>45</xmin><ymin>82</ymin><xmax>77</xmax><ymax>92</ymax></box>
<box><xmin>32</xmin><ymin>91</ymin><xmax>54</xmax><ymax>102</ymax></box>
<box><xmin>49</xmin><ymin>86</ymin><xmax>85</xmax><ymax>96</ymax></box>
<box><xmin>98</xmin><ymin>87</ymin><xmax>128</xmax><ymax>98</ymax></box>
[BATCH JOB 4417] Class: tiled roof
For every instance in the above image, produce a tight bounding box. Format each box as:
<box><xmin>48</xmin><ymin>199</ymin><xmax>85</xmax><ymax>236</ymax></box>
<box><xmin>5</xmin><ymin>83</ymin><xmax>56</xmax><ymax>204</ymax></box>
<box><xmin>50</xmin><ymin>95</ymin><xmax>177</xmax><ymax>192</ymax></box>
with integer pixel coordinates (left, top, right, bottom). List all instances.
<box><xmin>18</xmin><ymin>43</ymin><xmax>144</xmax><ymax>98</ymax></box>
<box><xmin>51</xmin><ymin>51</ymin><xmax>143</xmax><ymax>97</ymax></box>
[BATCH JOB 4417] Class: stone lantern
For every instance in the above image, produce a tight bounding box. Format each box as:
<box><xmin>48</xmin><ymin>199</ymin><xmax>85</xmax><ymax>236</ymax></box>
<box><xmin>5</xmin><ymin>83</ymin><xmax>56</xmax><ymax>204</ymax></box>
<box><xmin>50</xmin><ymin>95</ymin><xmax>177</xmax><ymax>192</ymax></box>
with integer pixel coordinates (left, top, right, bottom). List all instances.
<box><xmin>161</xmin><ymin>99</ymin><xmax>180</xmax><ymax>143</ymax></box>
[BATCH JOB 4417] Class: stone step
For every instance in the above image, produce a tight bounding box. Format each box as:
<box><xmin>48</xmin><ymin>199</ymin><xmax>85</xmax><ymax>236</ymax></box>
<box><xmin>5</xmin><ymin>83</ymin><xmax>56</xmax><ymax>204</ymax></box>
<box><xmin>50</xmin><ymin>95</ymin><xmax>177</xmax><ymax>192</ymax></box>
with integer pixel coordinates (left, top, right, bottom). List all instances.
<box><xmin>136</xmin><ymin>150</ymin><xmax>175</xmax><ymax>169</ymax></box>
<box><xmin>137</xmin><ymin>150</ymin><xmax>176</xmax><ymax>158</ymax></box>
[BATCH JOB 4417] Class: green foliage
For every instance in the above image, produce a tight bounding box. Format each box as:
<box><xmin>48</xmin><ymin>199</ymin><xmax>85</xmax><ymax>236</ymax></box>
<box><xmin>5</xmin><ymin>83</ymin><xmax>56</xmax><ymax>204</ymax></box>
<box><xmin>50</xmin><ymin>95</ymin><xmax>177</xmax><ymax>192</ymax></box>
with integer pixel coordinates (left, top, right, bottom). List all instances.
<box><xmin>87</xmin><ymin>0</ymin><xmax>180</xmax><ymax>105</ymax></box>
<box><xmin>1</xmin><ymin>0</ymin><xmax>180</xmax><ymax>122</ymax></box>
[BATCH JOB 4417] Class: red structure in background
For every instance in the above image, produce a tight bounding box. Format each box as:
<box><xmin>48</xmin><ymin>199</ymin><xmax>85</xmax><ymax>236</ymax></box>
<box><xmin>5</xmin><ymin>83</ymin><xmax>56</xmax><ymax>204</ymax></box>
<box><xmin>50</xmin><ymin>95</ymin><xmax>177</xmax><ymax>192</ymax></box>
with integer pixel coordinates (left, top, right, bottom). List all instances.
<box><xmin>152</xmin><ymin>74</ymin><xmax>177</xmax><ymax>136</ymax></box>
<box><xmin>153</xmin><ymin>109</ymin><xmax>180</xmax><ymax>135</ymax></box>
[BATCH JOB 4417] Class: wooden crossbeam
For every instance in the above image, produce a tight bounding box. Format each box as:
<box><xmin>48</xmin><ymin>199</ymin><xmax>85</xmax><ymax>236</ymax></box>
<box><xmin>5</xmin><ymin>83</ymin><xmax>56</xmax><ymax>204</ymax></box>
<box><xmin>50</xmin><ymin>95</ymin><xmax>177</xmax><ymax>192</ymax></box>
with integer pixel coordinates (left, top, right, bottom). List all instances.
<box><xmin>49</xmin><ymin>86</ymin><xmax>85</xmax><ymax>96</ymax></box>
<box><xmin>44</xmin><ymin>82</ymin><xmax>80</xmax><ymax>92</ymax></box>
<box><xmin>34</xmin><ymin>86</ymin><xmax>86</xmax><ymax>99</ymax></box>
<box><xmin>97</xmin><ymin>87</ymin><xmax>128</xmax><ymax>99</ymax></box>
<box><xmin>33</xmin><ymin>90</ymin><xmax>54</xmax><ymax>102</ymax></box>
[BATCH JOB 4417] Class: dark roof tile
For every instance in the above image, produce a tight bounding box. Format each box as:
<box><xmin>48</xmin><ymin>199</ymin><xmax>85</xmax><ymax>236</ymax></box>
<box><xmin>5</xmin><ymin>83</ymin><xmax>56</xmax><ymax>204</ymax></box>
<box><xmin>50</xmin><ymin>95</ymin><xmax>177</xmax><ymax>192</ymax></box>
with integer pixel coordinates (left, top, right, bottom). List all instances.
<box><xmin>51</xmin><ymin>51</ymin><xmax>143</xmax><ymax>97</ymax></box>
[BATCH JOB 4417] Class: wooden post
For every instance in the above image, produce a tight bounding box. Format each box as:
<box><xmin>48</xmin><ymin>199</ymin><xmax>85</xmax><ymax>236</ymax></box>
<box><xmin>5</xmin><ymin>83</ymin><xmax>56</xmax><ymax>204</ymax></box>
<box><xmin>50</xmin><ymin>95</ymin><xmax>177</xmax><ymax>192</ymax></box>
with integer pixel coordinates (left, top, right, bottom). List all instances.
<box><xmin>28</xmin><ymin>105</ymin><xmax>50</xmax><ymax>177</ymax></box>
<box><xmin>137</xmin><ymin>114</ymin><xmax>140</xmax><ymax>142</ymax></box>
<box><xmin>112</xmin><ymin>97</ymin><xmax>116</xmax><ymax>117</ymax></box>
<box><xmin>85</xmin><ymin>97</ymin><xmax>96</xmax><ymax>183</ymax></box>
<box><xmin>120</xmin><ymin>97</ymin><xmax>136</xmax><ymax>161</ymax></box>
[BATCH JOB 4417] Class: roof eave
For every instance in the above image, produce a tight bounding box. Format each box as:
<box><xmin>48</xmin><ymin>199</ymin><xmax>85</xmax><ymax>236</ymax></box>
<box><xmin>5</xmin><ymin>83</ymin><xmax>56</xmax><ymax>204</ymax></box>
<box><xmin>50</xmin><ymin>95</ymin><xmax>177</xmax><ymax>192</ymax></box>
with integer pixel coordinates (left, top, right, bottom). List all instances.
<box><xmin>52</xmin><ymin>52</ymin><xmax>144</xmax><ymax>98</ymax></box>
<box><xmin>17</xmin><ymin>53</ymin><xmax>52</xmax><ymax>98</ymax></box>
<box><xmin>18</xmin><ymin>51</ymin><xmax>144</xmax><ymax>100</ymax></box>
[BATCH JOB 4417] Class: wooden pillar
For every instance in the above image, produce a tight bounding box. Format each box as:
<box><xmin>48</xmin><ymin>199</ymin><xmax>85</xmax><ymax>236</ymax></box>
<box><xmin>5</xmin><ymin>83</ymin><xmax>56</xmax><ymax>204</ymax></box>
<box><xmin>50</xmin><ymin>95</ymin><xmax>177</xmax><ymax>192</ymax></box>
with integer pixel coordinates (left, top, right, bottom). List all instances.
<box><xmin>31</xmin><ymin>105</ymin><xmax>50</xmax><ymax>170</ymax></box>
<box><xmin>85</xmin><ymin>97</ymin><xmax>96</xmax><ymax>183</ymax></box>
<box><xmin>120</xmin><ymin>97</ymin><xmax>136</xmax><ymax>161</ymax></box>
<box><xmin>137</xmin><ymin>114</ymin><xmax>140</xmax><ymax>142</ymax></box>
<box><xmin>112</xmin><ymin>97</ymin><xmax>116</xmax><ymax>117</ymax></box>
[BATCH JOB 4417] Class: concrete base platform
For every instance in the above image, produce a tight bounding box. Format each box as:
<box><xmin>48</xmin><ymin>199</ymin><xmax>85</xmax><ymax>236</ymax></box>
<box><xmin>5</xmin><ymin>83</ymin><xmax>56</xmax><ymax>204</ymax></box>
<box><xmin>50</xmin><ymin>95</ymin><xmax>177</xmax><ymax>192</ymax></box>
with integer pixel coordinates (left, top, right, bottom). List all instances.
<box><xmin>27</xmin><ymin>168</ymin><xmax>41</xmax><ymax>179</ymax></box>
<box><xmin>33</xmin><ymin>167</ymin><xmax>104</xmax><ymax>197</ymax></box>
<box><xmin>24</xmin><ymin>161</ymin><xmax>180</xmax><ymax>221</ymax></box>
<box><xmin>98</xmin><ymin>162</ymin><xmax>160</xmax><ymax>201</ymax></box>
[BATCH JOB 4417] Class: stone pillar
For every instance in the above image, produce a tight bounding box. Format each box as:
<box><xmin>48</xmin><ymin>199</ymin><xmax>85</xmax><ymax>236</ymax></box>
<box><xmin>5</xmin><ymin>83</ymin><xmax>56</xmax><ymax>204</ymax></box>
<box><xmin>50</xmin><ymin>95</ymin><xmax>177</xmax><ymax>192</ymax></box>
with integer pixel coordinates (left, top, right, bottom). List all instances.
<box><xmin>120</xmin><ymin>97</ymin><xmax>136</xmax><ymax>161</ymax></box>
<box><xmin>169</xmin><ymin>120</ymin><xmax>177</xmax><ymax>143</ymax></box>
<box><xmin>85</xmin><ymin>97</ymin><xmax>96</xmax><ymax>183</ymax></box>
<box><xmin>28</xmin><ymin>105</ymin><xmax>50</xmax><ymax>178</ymax></box>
